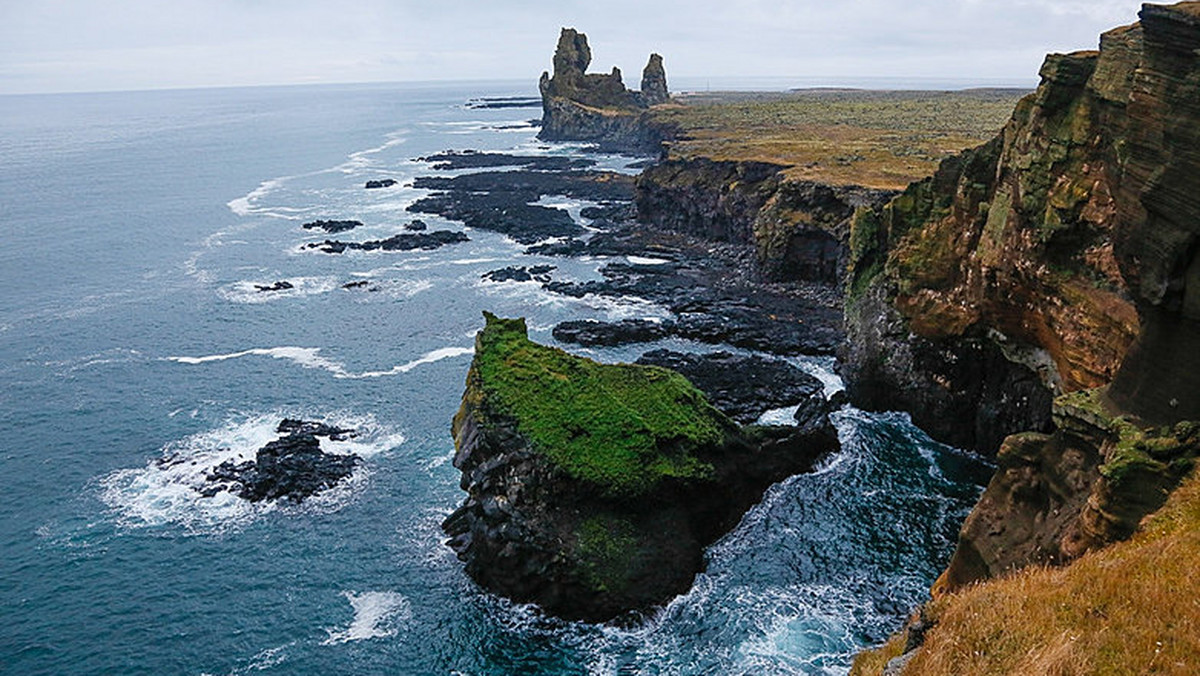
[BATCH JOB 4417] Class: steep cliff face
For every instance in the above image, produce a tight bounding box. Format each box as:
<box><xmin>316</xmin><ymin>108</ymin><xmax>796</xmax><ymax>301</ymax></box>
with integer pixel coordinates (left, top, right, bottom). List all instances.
<box><xmin>843</xmin><ymin>26</ymin><xmax>1168</xmax><ymax>453</ymax></box>
<box><xmin>537</xmin><ymin>28</ymin><xmax>671</xmax><ymax>152</ymax></box>
<box><xmin>635</xmin><ymin>158</ymin><xmax>893</xmax><ymax>284</ymax></box>
<box><xmin>851</xmin><ymin>4</ymin><xmax>1200</xmax><ymax>671</ymax></box>
<box><xmin>443</xmin><ymin>313</ymin><xmax>838</xmax><ymax>622</ymax></box>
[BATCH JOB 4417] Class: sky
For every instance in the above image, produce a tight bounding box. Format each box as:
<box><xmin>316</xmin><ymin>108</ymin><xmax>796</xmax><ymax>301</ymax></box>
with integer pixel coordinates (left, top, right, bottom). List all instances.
<box><xmin>0</xmin><ymin>0</ymin><xmax>1153</xmax><ymax>95</ymax></box>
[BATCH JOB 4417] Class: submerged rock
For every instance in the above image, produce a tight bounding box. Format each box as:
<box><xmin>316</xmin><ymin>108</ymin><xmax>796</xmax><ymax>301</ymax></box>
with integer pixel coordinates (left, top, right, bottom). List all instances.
<box><xmin>480</xmin><ymin>265</ymin><xmax>556</xmax><ymax>284</ymax></box>
<box><xmin>442</xmin><ymin>313</ymin><xmax>838</xmax><ymax>622</ymax></box>
<box><xmin>202</xmin><ymin>419</ymin><xmax>360</xmax><ymax>503</ymax></box>
<box><xmin>419</xmin><ymin>150</ymin><xmax>595</xmax><ymax>171</ymax></box>
<box><xmin>302</xmin><ymin>219</ymin><xmax>363</xmax><ymax>234</ymax></box>
<box><xmin>254</xmin><ymin>280</ymin><xmax>294</xmax><ymax>293</ymax></box>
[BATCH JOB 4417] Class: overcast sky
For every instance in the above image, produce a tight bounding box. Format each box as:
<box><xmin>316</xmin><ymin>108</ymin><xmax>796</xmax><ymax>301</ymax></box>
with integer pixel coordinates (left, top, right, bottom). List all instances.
<box><xmin>0</xmin><ymin>0</ymin><xmax>1151</xmax><ymax>94</ymax></box>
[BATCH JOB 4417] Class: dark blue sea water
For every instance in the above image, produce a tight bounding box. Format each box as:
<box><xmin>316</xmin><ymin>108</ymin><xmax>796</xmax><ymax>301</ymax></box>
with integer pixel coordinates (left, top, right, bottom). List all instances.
<box><xmin>0</xmin><ymin>82</ymin><xmax>991</xmax><ymax>675</ymax></box>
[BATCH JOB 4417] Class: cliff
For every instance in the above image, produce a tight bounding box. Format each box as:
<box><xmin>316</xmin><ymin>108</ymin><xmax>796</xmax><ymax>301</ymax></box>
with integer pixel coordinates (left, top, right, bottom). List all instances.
<box><xmin>843</xmin><ymin>4</ymin><xmax>1200</xmax><ymax>453</ymax></box>
<box><xmin>853</xmin><ymin>468</ymin><xmax>1200</xmax><ymax>675</ymax></box>
<box><xmin>538</xmin><ymin>28</ymin><xmax>672</xmax><ymax>152</ymax></box>
<box><xmin>851</xmin><ymin>2</ymin><xmax>1200</xmax><ymax>672</ymax></box>
<box><xmin>442</xmin><ymin>313</ymin><xmax>838</xmax><ymax>622</ymax></box>
<box><xmin>635</xmin><ymin>90</ymin><xmax>1022</xmax><ymax>283</ymax></box>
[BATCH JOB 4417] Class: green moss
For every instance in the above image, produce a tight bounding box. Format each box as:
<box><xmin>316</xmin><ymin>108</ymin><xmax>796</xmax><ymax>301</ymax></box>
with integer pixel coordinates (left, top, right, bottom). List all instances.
<box><xmin>575</xmin><ymin>515</ymin><xmax>638</xmax><ymax>593</ymax></box>
<box><xmin>847</xmin><ymin>206</ymin><xmax>884</xmax><ymax>302</ymax></box>
<box><xmin>1101</xmin><ymin>417</ymin><xmax>1196</xmax><ymax>487</ymax></box>
<box><xmin>471</xmin><ymin>312</ymin><xmax>729</xmax><ymax>496</ymax></box>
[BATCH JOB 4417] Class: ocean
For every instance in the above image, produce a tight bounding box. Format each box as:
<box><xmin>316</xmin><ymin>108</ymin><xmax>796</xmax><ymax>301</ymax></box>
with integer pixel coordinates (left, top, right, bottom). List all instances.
<box><xmin>0</xmin><ymin>81</ymin><xmax>991</xmax><ymax>675</ymax></box>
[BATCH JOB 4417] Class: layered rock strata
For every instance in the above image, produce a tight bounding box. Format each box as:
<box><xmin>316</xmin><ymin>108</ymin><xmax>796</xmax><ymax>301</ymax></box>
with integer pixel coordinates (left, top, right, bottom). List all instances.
<box><xmin>442</xmin><ymin>313</ymin><xmax>838</xmax><ymax>622</ymax></box>
<box><xmin>847</xmin><ymin>7</ymin><xmax>1200</xmax><ymax>670</ymax></box>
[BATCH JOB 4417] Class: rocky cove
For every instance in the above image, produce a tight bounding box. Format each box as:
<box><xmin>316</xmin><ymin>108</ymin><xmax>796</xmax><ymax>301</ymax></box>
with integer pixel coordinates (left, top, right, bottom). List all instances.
<box><xmin>433</xmin><ymin>9</ymin><xmax>1200</xmax><ymax>673</ymax></box>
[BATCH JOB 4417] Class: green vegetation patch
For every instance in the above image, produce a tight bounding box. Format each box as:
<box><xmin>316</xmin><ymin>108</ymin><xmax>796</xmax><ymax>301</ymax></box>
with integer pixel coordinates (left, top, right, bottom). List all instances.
<box><xmin>471</xmin><ymin>312</ymin><xmax>729</xmax><ymax>496</ymax></box>
<box><xmin>575</xmin><ymin>515</ymin><xmax>638</xmax><ymax>593</ymax></box>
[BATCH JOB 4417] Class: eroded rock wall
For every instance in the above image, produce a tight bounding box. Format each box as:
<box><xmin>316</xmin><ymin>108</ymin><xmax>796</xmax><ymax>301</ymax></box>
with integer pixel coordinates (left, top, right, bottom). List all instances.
<box><xmin>635</xmin><ymin>158</ymin><xmax>893</xmax><ymax>284</ymax></box>
<box><xmin>537</xmin><ymin>28</ymin><xmax>671</xmax><ymax>152</ymax></box>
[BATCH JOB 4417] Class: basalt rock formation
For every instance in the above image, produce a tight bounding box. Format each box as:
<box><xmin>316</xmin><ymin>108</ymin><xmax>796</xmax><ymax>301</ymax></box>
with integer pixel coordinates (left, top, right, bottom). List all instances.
<box><xmin>843</xmin><ymin>5</ymin><xmax>1200</xmax><ymax>667</ymax></box>
<box><xmin>538</xmin><ymin>28</ymin><xmax>671</xmax><ymax>152</ymax></box>
<box><xmin>442</xmin><ymin>313</ymin><xmax>838</xmax><ymax>622</ymax></box>
<box><xmin>200</xmin><ymin>419</ymin><xmax>359</xmax><ymax>503</ymax></box>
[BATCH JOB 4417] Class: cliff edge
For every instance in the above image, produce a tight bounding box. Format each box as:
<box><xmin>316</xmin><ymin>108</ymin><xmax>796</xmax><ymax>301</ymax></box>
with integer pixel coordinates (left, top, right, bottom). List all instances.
<box><xmin>852</xmin><ymin>2</ymin><xmax>1200</xmax><ymax>672</ymax></box>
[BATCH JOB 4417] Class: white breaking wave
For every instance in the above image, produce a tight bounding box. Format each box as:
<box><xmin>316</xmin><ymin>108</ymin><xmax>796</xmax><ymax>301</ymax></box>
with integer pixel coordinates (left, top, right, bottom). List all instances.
<box><xmin>165</xmin><ymin>345</ymin><xmax>473</xmax><ymax>379</ymax></box>
<box><xmin>227</xmin><ymin>177</ymin><xmax>288</xmax><ymax>218</ymax></box>
<box><xmin>98</xmin><ymin>412</ymin><xmax>404</xmax><ymax>532</ymax></box>
<box><xmin>218</xmin><ymin>276</ymin><xmax>340</xmax><ymax>304</ymax></box>
<box><xmin>322</xmin><ymin>591</ymin><xmax>412</xmax><ymax>645</ymax></box>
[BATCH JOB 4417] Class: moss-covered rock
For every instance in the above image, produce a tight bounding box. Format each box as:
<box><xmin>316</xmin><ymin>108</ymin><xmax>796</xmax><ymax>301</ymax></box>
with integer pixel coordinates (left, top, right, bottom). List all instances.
<box><xmin>470</xmin><ymin>312</ymin><xmax>729</xmax><ymax>497</ymax></box>
<box><xmin>443</xmin><ymin>313</ymin><xmax>839</xmax><ymax>621</ymax></box>
<box><xmin>934</xmin><ymin>386</ymin><xmax>1200</xmax><ymax>595</ymax></box>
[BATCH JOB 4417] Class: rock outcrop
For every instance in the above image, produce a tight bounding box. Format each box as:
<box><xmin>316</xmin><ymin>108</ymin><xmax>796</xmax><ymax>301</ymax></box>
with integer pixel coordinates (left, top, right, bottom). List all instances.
<box><xmin>640</xmin><ymin>54</ymin><xmax>669</xmax><ymax>106</ymax></box>
<box><xmin>933</xmin><ymin>387</ymin><xmax>1199</xmax><ymax>593</ymax></box>
<box><xmin>442</xmin><ymin>313</ymin><xmax>838</xmax><ymax>622</ymax></box>
<box><xmin>538</xmin><ymin>28</ymin><xmax>671</xmax><ymax>152</ymax></box>
<box><xmin>201</xmin><ymin>419</ymin><xmax>359</xmax><ymax>503</ymax></box>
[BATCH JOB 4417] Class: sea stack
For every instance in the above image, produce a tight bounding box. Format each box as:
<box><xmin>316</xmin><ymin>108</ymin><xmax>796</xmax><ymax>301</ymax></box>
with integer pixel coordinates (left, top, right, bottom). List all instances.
<box><xmin>538</xmin><ymin>28</ymin><xmax>669</xmax><ymax>151</ymax></box>
<box><xmin>442</xmin><ymin>313</ymin><xmax>838</xmax><ymax>622</ymax></box>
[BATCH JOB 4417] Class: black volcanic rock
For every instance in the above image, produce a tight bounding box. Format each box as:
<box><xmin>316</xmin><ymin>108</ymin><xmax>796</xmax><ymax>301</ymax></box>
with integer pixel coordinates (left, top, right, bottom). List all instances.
<box><xmin>442</xmin><ymin>314</ymin><xmax>839</xmax><ymax>622</ymax></box>
<box><xmin>365</xmin><ymin>179</ymin><xmax>398</xmax><ymax>189</ymax></box>
<box><xmin>302</xmin><ymin>219</ymin><xmax>364</xmax><ymax>234</ymax></box>
<box><xmin>464</xmin><ymin>96</ymin><xmax>542</xmax><ymax>110</ymax></box>
<box><xmin>537</xmin><ymin>28</ymin><xmax>671</xmax><ymax>151</ymax></box>
<box><xmin>639</xmin><ymin>53</ymin><xmax>669</xmax><ymax>106</ymax></box>
<box><xmin>202</xmin><ymin>420</ymin><xmax>359</xmax><ymax>503</ymax></box>
<box><xmin>634</xmin><ymin>349</ymin><xmax>828</xmax><ymax>425</ymax></box>
<box><xmin>420</xmin><ymin>150</ymin><xmax>596</xmax><ymax>171</ymax></box>
<box><xmin>544</xmin><ymin>258</ymin><xmax>844</xmax><ymax>356</ymax></box>
<box><xmin>481</xmin><ymin>265</ymin><xmax>556</xmax><ymax>284</ymax></box>
<box><xmin>306</xmin><ymin>230</ymin><xmax>469</xmax><ymax>254</ymax></box>
<box><xmin>412</xmin><ymin>169</ymin><xmax>635</xmax><ymax>202</ymax></box>
<box><xmin>553</xmin><ymin>318</ymin><xmax>670</xmax><ymax>347</ymax></box>
<box><xmin>254</xmin><ymin>281</ymin><xmax>294</xmax><ymax>292</ymax></box>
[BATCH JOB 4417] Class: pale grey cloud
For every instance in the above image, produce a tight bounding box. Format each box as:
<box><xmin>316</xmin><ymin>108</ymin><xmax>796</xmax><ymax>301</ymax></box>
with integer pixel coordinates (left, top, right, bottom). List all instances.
<box><xmin>0</xmin><ymin>0</ymin><xmax>1150</xmax><ymax>94</ymax></box>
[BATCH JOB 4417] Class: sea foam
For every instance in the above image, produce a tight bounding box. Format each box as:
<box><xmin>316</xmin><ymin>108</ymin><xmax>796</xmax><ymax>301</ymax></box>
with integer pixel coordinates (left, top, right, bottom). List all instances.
<box><xmin>322</xmin><ymin>591</ymin><xmax>412</xmax><ymax>645</ymax></box>
<box><xmin>98</xmin><ymin>412</ymin><xmax>403</xmax><ymax>532</ymax></box>
<box><xmin>165</xmin><ymin>345</ymin><xmax>472</xmax><ymax>379</ymax></box>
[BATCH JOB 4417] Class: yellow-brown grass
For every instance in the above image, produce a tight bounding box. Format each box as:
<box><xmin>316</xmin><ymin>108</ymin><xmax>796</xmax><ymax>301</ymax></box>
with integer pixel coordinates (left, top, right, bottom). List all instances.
<box><xmin>652</xmin><ymin>89</ymin><xmax>1025</xmax><ymax>190</ymax></box>
<box><xmin>854</xmin><ymin>471</ymin><xmax>1200</xmax><ymax>675</ymax></box>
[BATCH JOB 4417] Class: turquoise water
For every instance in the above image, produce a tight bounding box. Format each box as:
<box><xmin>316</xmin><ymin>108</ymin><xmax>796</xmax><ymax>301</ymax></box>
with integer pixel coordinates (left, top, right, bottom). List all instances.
<box><xmin>0</xmin><ymin>82</ymin><xmax>990</xmax><ymax>675</ymax></box>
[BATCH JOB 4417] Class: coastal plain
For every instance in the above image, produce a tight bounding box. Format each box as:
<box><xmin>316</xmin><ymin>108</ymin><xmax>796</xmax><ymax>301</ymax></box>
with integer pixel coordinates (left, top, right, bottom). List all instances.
<box><xmin>653</xmin><ymin>88</ymin><xmax>1027</xmax><ymax>189</ymax></box>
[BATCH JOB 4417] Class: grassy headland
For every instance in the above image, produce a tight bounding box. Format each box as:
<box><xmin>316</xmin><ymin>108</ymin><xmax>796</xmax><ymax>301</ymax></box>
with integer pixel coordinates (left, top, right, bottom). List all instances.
<box><xmin>471</xmin><ymin>313</ymin><xmax>732</xmax><ymax>496</ymax></box>
<box><xmin>651</xmin><ymin>89</ymin><xmax>1027</xmax><ymax>189</ymax></box>
<box><xmin>852</xmin><ymin>468</ymin><xmax>1200</xmax><ymax>675</ymax></box>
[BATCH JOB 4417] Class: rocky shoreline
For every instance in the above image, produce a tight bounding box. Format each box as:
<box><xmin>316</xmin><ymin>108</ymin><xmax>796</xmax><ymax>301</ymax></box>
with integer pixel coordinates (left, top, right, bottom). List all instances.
<box><xmin>417</xmin><ymin>16</ymin><xmax>1200</xmax><ymax>669</ymax></box>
